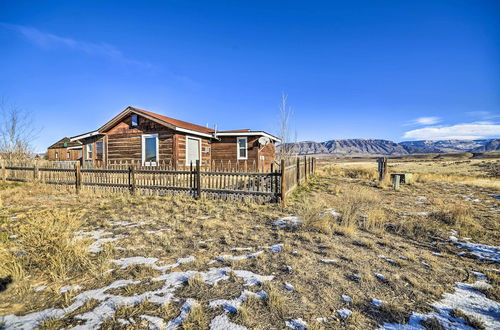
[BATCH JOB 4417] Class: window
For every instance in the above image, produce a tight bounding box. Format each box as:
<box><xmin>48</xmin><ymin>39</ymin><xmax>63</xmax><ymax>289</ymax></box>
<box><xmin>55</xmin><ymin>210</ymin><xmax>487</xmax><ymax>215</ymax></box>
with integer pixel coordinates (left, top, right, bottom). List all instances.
<box><xmin>131</xmin><ymin>114</ymin><xmax>138</xmax><ymax>127</ymax></box>
<box><xmin>186</xmin><ymin>136</ymin><xmax>201</xmax><ymax>165</ymax></box>
<box><xmin>55</xmin><ymin>152</ymin><xmax>59</xmax><ymax>160</ymax></box>
<box><xmin>87</xmin><ymin>143</ymin><xmax>93</xmax><ymax>160</ymax></box>
<box><xmin>96</xmin><ymin>142</ymin><xmax>103</xmax><ymax>159</ymax></box>
<box><xmin>67</xmin><ymin>151</ymin><xmax>70</xmax><ymax>159</ymax></box>
<box><xmin>142</xmin><ymin>134</ymin><xmax>158</xmax><ymax>166</ymax></box>
<box><xmin>237</xmin><ymin>137</ymin><xmax>247</xmax><ymax>160</ymax></box>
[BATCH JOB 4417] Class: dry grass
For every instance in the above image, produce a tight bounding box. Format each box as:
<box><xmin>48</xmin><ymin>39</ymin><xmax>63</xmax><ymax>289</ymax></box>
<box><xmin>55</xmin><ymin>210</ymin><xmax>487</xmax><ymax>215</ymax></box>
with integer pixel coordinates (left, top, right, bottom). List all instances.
<box><xmin>0</xmin><ymin>209</ymin><xmax>96</xmax><ymax>285</ymax></box>
<box><xmin>0</xmin><ymin>158</ymin><xmax>498</xmax><ymax>330</ymax></box>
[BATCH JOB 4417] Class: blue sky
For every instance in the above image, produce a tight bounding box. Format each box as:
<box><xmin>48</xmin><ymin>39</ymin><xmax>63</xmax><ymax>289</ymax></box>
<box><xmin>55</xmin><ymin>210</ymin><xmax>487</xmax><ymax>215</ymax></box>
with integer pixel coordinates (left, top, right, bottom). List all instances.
<box><xmin>1</xmin><ymin>0</ymin><xmax>499</xmax><ymax>151</ymax></box>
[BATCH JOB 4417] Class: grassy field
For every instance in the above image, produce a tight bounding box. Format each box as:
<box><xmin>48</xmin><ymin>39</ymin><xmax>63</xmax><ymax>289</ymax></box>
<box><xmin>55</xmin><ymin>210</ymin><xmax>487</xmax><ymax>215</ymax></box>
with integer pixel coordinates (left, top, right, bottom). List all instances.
<box><xmin>0</xmin><ymin>157</ymin><xmax>499</xmax><ymax>329</ymax></box>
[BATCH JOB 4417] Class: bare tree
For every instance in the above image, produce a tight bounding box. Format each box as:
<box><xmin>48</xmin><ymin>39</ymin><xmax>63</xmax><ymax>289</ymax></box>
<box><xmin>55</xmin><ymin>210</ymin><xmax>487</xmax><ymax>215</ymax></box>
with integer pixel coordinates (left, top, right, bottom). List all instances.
<box><xmin>0</xmin><ymin>99</ymin><xmax>38</xmax><ymax>160</ymax></box>
<box><xmin>277</xmin><ymin>92</ymin><xmax>297</xmax><ymax>161</ymax></box>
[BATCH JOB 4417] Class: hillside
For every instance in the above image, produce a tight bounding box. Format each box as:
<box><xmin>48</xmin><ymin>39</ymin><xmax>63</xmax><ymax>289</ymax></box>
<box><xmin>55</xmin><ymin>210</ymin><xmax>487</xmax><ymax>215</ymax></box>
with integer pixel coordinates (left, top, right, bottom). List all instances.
<box><xmin>284</xmin><ymin>138</ymin><xmax>500</xmax><ymax>155</ymax></box>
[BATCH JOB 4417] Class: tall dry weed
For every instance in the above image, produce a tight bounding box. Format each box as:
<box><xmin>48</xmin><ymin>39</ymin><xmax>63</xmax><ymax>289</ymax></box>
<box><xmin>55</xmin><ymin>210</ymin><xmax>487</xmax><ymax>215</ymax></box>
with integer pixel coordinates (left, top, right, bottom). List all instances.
<box><xmin>0</xmin><ymin>210</ymin><xmax>93</xmax><ymax>283</ymax></box>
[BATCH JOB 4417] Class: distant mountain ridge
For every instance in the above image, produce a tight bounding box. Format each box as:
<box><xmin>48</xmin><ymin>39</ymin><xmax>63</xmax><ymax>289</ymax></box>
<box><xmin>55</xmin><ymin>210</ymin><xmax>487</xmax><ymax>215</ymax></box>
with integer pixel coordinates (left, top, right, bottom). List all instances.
<box><xmin>284</xmin><ymin>139</ymin><xmax>500</xmax><ymax>155</ymax></box>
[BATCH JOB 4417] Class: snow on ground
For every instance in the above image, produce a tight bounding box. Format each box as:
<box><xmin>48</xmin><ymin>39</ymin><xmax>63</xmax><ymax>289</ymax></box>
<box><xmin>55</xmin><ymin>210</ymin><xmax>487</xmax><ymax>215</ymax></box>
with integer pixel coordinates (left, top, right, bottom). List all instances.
<box><xmin>109</xmin><ymin>221</ymin><xmax>147</xmax><ymax>228</ymax></box>
<box><xmin>272</xmin><ymin>216</ymin><xmax>302</xmax><ymax>229</ymax></box>
<box><xmin>210</xmin><ymin>313</ymin><xmax>248</xmax><ymax>330</ymax></box>
<box><xmin>139</xmin><ymin>314</ymin><xmax>165</xmax><ymax>329</ymax></box>
<box><xmin>215</xmin><ymin>251</ymin><xmax>264</xmax><ymax>263</ymax></box>
<box><xmin>371</xmin><ymin>298</ymin><xmax>383</xmax><ymax>307</ymax></box>
<box><xmin>456</xmin><ymin>241</ymin><xmax>500</xmax><ymax>263</ymax></box>
<box><xmin>285</xmin><ymin>318</ymin><xmax>308</xmax><ymax>329</ymax></box>
<box><xmin>1</xmin><ymin>251</ymin><xmax>273</xmax><ymax>329</ymax></box>
<box><xmin>324</xmin><ymin>208</ymin><xmax>341</xmax><ymax>217</ymax></box>
<box><xmin>75</xmin><ymin>230</ymin><xmax>124</xmax><ymax>253</ymax></box>
<box><xmin>209</xmin><ymin>290</ymin><xmax>267</xmax><ymax>313</ymax></box>
<box><xmin>59</xmin><ymin>285</ymin><xmax>82</xmax><ymax>294</ymax></box>
<box><xmin>382</xmin><ymin>279</ymin><xmax>500</xmax><ymax>329</ymax></box>
<box><xmin>267</xmin><ymin>244</ymin><xmax>284</xmax><ymax>253</ymax></box>
<box><xmin>337</xmin><ymin>308</ymin><xmax>352</xmax><ymax>319</ymax></box>
<box><xmin>320</xmin><ymin>259</ymin><xmax>337</xmax><ymax>264</ymax></box>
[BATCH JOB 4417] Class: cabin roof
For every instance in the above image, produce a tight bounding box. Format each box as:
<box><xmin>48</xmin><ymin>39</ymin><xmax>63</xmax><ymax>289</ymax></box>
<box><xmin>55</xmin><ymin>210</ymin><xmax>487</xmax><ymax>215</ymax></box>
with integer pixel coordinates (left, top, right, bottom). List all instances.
<box><xmin>48</xmin><ymin>137</ymin><xmax>82</xmax><ymax>149</ymax></box>
<box><xmin>69</xmin><ymin>106</ymin><xmax>281</xmax><ymax>142</ymax></box>
<box><xmin>132</xmin><ymin>107</ymin><xmax>214</xmax><ymax>134</ymax></box>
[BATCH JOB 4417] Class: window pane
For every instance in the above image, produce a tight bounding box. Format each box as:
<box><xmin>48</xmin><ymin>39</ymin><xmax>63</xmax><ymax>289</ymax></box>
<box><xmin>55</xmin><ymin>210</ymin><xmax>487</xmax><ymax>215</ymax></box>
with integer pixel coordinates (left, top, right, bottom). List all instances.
<box><xmin>145</xmin><ymin>137</ymin><xmax>157</xmax><ymax>162</ymax></box>
<box><xmin>238</xmin><ymin>138</ymin><xmax>246</xmax><ymax>148</ymax></box>
<box><xmin>131</xmin><ymin>114</ymin><xmax>138</xmax><ymax>126</ymax></box>
<box><xmin>96</xmin><ymin>142</ymin><xmax>103</xmax><ymax>155</ymax></box>
<box><xmin>239</xmin><ymin>148</ymin><xmax>246</xmax><ymax>158</ymax></box>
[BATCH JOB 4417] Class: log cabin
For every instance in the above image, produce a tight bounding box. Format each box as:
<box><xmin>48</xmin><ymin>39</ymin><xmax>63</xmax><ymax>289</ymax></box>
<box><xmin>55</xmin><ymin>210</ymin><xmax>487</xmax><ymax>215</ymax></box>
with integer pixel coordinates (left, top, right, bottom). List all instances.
<box><xmin>67</xmin><ymin>106</ymin><xmax>280</xmax><ymax>171</ymax></box>
<box><xmin>46</xmin><ymin>137</ymin><xmax>83</xmax><ymax>161</ymax></box>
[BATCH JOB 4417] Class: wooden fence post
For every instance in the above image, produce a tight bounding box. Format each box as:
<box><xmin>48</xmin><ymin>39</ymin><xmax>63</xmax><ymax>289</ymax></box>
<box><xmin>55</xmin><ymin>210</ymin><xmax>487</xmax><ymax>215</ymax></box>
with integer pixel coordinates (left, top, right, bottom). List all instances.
<box><xmin>75</xmin><ymin>162</ymin><xmax>81</xmax><ymax>194</ymax></box>
<box><xmin>392</xmin><ymin>174</ymin><xmax>400</xmax><ymax>191</ymax></box>
<box><xmin>33</xmin><ymin>160</ymin><xmax>39</xmax><ymax>182</ymax></box>
<box><xmin>280</xmin><ymin>159</ymin><xmax>287</xmax><ymax>207</ymax></box>
<box><xmin>195</xmin><ymin>160</ymin><xmax>201</xmax><ymax>199</ymax></box>
<box><xmin>304</xmin><ymin>156</ymin><xmax>307</xmax><ymax>182</ymax></box>
<box><xmin>377</xmin><ymin>157</ymin><xmax>387</xmax><ymax>182</ymax></box>
<box><xmin>296</xmin><ymin>157</ymin><xmax>300</xmax><ymax>186</ymax></box>
<box><xmin>1</xmin><ymin>159</ymin><xmax>5</xmax><ymax>181</ymax></box>
<box><xmin>129</xmin><ymin>165</ymin><xmax>136</xmax><ymax>195</ymax></box>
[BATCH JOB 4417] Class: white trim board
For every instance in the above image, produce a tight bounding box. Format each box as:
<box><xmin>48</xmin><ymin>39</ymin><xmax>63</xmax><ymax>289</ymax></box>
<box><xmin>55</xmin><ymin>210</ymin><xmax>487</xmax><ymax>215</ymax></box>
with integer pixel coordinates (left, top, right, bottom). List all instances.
<box><xmin>237</xmin><ymin>137</ymin><xmax>248</xmax><ymax>160</ymax></box>
<box><xmin>215</xmin><ymin>131</ymin><xmax>281</xmax><ymax>142</ymax></box>
<box><xmin>141</xmin><ymin>133</ymin><xmax>159</xmax><ymax>166</ymax></box>
<box><xmin>70</xmin><ymin>130</ymin><xmax>101</xmax><ymax>142</ymax></box>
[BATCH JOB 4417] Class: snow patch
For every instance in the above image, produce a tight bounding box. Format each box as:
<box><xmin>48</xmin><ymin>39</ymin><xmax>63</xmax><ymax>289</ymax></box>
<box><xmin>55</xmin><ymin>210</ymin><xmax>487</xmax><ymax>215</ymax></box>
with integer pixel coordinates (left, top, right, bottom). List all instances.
<box><xmin>456</xmin><ymin>241</ymin><xmax>500</xmax><ymax>263</ymax></box>
<box><xmin>286</xmin><ymin>318</ymin><xmax>307</xmax><ymax>329</ymax></box>
<box><xmin>382</xmin><ymin>280</ymin><xmax>500</xmax><ymax>329</ymax></box>
<box><xmin>337</xmin><ymin>308</ymin><xmax>352</xmax><ymax>319</ymax></box>
<box><xmin>371</xmin><ymin>298</ymin><xmax>383</xmax><ymax>307</ymax></box>
<box><xmin>59</xmin><ymin>285</ymin><xmax>82</xmax><ymax>294</ymax></box>
<box><xmin>209</xmin><ymin>290</ymin><xmax>267</xmax><ymax>313</ymax></box>
<box><xmin>272</xmin><ymin>216</ymin><xmax>302</xmax><ymax>229</ymax></box>
<box><xmin>210</xmin><ymin>313</ymin><xmax>247</xmax><ymax>330</ymax></box>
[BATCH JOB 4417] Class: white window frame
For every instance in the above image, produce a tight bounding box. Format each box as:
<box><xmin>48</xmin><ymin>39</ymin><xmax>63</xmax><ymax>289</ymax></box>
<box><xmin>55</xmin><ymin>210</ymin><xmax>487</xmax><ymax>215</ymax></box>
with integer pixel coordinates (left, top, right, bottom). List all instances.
<box><xmin>86</xmin><ymin>143</ymin><xmax>93</xmax><ymax>160</ymax></box>
<box><xmin>67</xmin><ymin>151</ymin><xmax>70</xmax><ymax>160</ymax></box>
<box><xmin>142</xmin><ymin>133</ymin><xmax>159</xmax><ymax>166</ymax></box>
<box><xmin>237</xmin><ymin>137</ymin><xmax>248</xmax><ymax>160</ymax></box>
<box><xmin>185</xmin><ymin>135</ymin><xmax>202</xmax><ymax>166</ymax></box>
<box><xmin>55</xmin><ymin>151</ymin><xmax>59</xmax><ymax>160</ymax></box>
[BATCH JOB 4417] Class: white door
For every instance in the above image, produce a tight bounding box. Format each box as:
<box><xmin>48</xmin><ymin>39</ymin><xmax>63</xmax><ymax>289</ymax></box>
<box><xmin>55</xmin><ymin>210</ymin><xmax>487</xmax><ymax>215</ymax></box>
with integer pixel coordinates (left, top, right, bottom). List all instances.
<box><xmin>186</xmin><ymin>137</ymin><xmax>200</xmax><ymax>166</ymax></box>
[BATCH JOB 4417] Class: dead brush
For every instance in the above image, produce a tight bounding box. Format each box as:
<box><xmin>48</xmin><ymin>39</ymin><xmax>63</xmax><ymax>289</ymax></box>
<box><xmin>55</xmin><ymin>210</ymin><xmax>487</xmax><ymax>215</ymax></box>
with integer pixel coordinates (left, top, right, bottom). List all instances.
<box><xmin>336</xmin><ymin>185</ymin><xmax>381</xmax><ymax>228</ymax></box>
<box><xmin>362</xmin><ymin>209</ymin><xmax>388</xmax><ymax>232</ymax></box>
<box><xmin>295</xmin><ymin>195</ymin><xmax>331</xmax><ymax>234</ymax></box>
<box><xmin>431</xmin><ymin>203</ymin><xmax>473</xmax><ymax>226</ymax></box>
<box><xmin>318</xmin><ymin>165</ymin><xmax>378</xmax><ymax>181</ymax></box>
<box><xmin>0</xmin><ymin>209</ymin><xmax>94</xmax><ymax>283</ymax></box>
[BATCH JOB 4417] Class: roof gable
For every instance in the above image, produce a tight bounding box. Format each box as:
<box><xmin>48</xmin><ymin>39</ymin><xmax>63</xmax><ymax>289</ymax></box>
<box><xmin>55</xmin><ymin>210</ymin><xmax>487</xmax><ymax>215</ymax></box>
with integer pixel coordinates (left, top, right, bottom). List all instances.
<box><xmin>48</xmin><ymin>137</ymin><xmax>82</xmax><ymax>149</ymax></box>
<box><xmin>98</xmin><ymin>106</ymin><xmax>214</xmax><ymax>136</ymax></box>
